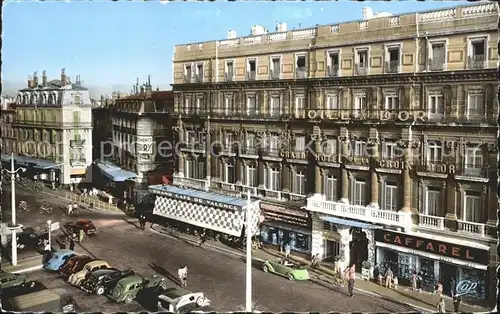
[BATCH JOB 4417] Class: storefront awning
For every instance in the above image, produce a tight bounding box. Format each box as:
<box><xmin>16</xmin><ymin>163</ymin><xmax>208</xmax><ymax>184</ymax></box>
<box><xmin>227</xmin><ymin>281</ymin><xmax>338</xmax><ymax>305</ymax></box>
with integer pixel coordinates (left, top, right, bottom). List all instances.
<box><xmin>1</xmin><ymin>154</ymin><xmax>62</xmax><ymax>169</ymax></box>
<box><xmin>96</xmin><ymin>161</ymin><xmax>137</xmax><ymax>182</ymax></box>
<box><xmin>149</xmin><ymin>185</ymin><xmax>252</xmax><ymax>209</ymax></box>
<box><xmin>320</xmin><ymin>216</ymin><xmax>383</xmax><ymax>229</ymax></box>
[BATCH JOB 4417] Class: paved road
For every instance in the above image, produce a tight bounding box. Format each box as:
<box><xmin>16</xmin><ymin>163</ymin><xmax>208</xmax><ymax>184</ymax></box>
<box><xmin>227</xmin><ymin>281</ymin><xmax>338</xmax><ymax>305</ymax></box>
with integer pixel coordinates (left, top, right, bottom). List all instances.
<box><xmin>2</xmin><ymin>186</ymin><xmax>415</xmax><ymax>312</ymax></box>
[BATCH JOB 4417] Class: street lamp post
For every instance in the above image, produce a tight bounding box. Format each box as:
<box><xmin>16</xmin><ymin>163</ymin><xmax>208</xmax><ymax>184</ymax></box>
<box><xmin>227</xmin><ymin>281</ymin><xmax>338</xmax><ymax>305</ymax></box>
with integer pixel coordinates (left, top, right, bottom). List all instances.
<box><xmin>47</xmin><ymin>220</ymin><xmax>52</xmax><ymax>249</ymax></box>
<box><xmin>245</xmin><ymin>190</ymin><xmax>252</xmax><ymax>312</ymax></box>
<box><xmin>1</xmin><ymin>153</ymin><xmax>26</xmax><ymax>266</ymax></box>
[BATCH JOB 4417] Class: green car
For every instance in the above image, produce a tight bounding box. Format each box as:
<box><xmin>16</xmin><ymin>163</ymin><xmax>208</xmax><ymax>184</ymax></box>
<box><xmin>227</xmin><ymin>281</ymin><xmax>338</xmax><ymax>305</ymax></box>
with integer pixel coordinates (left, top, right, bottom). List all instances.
<box><xmin>108</xmin><ymin>274</ymin><xmax>166</xmax><ymax>304</ymax></box>
<box><xmin>0</xmin><ymin>272</ymin><xmax>27</xmax><ymax>289</ymax></box>
<box><xmin>262</xmin><ymin>259</ymin><xmax>309</xmax><ymax>281</ymax></box>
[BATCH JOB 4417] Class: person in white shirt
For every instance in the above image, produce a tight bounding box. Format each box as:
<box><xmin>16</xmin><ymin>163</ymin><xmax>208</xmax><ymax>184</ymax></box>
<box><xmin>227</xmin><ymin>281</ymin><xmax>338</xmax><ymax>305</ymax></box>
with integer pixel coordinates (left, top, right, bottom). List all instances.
<box><xmin>178</xmin><ymin>266</ymin><xmax>188</xmax><ymax>287</ymax></box>
<box><xmin>67</xmin><ymin>204</ymin><xmax>73</xmax><ymax>215</ymax></box>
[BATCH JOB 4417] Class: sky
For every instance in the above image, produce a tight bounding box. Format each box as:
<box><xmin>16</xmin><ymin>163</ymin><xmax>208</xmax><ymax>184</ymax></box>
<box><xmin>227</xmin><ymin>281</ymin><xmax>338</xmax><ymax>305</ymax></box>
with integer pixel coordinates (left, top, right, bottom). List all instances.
<box><xmin>3</xmin><ymin>0</ymin><xmax>471</xmax><ymax>88</ymax></box>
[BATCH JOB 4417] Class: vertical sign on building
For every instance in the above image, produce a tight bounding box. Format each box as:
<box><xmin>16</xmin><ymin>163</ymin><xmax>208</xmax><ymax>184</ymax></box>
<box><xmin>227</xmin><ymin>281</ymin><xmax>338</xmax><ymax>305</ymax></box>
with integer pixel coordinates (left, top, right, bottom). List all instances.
<box><xmin>136</xmin><ymin>137</ymin><xmax>153</xmax><ymax>154</ymax></box>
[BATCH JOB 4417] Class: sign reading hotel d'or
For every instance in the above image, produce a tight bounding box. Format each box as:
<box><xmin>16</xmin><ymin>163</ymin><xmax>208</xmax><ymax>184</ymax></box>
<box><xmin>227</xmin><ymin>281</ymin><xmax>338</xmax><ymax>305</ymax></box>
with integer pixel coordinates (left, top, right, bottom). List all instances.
<box><xmin>296</xmin><ymin>109</ymin><xmax>427</xmax><ymax>121</ymax></box>
<box><xmin>161</xmin><ymin>190</ymin><xmax>238</xmax><ymax>211</ymax></box>
<box><xmin>375</xmin><ymin>230</ymin><xmax>489</xmax><ymax>264</ymax></box>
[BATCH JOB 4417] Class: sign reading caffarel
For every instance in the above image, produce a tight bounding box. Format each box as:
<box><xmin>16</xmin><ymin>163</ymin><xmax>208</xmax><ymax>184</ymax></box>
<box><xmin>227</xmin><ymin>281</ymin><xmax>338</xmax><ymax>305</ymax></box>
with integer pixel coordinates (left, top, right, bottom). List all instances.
<box><xmin>375</xmin><ymin>230</ymin><xmax>489</xmax><ymax>264</ymax></box>
<box><xmin>261</xmin><ymin>204</ymin><xmax>309</xmax><ymax>228</ymax></box>
<box><xmin>161</xmin><ymin>191</ymin><xmax>238</xmax><ymax>211</ymax></box>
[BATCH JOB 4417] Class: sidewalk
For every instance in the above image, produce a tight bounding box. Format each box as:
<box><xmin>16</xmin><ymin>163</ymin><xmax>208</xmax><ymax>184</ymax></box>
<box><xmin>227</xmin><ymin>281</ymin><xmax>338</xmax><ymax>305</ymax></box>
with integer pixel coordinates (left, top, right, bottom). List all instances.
<box><xmin>149</xmin><ymin>223</ymin><xmax>491</xmax><ymax>313</ymax></box>
<box><xmin>1</xmin><ymin>255</ymin><xmax>43</xmax><ymax>274</ymax></box>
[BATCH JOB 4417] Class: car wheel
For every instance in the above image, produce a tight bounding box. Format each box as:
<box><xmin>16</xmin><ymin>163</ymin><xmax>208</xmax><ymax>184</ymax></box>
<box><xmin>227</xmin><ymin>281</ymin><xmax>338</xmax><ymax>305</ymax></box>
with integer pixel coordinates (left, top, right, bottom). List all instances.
<box><xmin>262</xmin><ymin>265</ymin><xmax>269</xmax><ymax>273</ymax></box>
<box><xmin>287</xmin><ymin>273</ymin><xmax>294</xmax><ymax>281</ymax></box>
<box><xmin>95</xmin><ymin>286</ymin><xmax>105</xmax><ymax>295</ymax></box>
<box><xmin>124</xmin><ymin>294</ymin><xmax>133</xmax><ymax>304</ymax></box>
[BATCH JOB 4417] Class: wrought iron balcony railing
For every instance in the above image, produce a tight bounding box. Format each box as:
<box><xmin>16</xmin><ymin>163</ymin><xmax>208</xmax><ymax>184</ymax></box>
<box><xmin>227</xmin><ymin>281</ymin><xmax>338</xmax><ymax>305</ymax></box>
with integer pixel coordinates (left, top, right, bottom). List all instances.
<box><xmin>295</xmin><ymin>68</ymin><xmax>307</xmax><ymax>79</ymax></box>
<box><xmin>269</xmin><ymin>70</ymin><xmax>281</xmax><ymax>80</ymax></box>
<box><xmin>467</xmin><ymin>55</ymin><xmax>486</xmax><ymax>69</ymax></box>
<box><xmin>355</xmin><ymin>63</ymin><xmax>369</xmax><ymax>75</ymax></box>
<box><xmin>429</xmin><ymin>57</ymin><xmax>445</xmax><ymax>71</ymax></box>
<box><xmin>246</xmin><ymin>71</ymin><xmax>256</xmax><ymax>81</ymax></box>
<box><xmin>385</xmin><ymin>60</ymin><xmax>400</xmax><ymax>73</ymax></box>
<box><xmin>327</xmin><ymin>65</ymin><xmax>339</xmax><ymax>77</ymax></box>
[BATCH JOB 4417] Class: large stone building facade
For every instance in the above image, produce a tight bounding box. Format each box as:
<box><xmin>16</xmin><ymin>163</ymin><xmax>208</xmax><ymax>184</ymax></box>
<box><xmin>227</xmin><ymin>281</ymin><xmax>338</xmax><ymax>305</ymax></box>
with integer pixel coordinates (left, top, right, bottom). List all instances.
<box><xmin>3</xmin><ymin>69</ymin><xmax>93</xmax><ymax>186</ymax></box>
<box><xmin>166</xmin><ymin>3</ymin><xmax>497</xmax><ymax>303</ymax></box>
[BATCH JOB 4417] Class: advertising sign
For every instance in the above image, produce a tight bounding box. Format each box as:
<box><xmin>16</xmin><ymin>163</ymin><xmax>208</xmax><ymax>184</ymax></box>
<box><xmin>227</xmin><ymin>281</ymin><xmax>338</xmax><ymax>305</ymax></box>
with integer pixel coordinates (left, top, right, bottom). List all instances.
<box><xmin>136</xmin><ymin>137</ymin><xmax>153</xmax><ymax>154</ymax></box>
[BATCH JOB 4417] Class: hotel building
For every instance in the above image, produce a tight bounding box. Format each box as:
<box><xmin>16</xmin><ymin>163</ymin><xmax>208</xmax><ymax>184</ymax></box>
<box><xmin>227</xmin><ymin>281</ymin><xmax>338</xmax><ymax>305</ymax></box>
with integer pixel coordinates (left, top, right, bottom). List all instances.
<box><xmin>160</xmin><ymin>2</ymin><xmax>497</xmax><ymax>302</ymax></box>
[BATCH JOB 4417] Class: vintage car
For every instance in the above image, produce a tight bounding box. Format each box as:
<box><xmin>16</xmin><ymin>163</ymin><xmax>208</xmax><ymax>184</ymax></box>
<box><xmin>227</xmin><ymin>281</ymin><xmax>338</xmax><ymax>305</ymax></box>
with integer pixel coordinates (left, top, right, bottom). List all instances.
<box><xmin>67</xmin><ymin>260</ymin><xmax>110</xmax><ymax>287</ymax></box>
<box><xmin>108</xmin><ymin>274</ymin><xmax>166</xmax><ymax>304</ymax></box>
<box><xmin>59</xmin><ymin>255</ymin><xmax>94</xmax><ymax>277</ymax></box>
<box><xmin>262</xmin><ymin>259</ymin><xmax>309</xmax><ymax>281</ymax></box>
<box><xmin>1</xmin><ymin>280</ymin><xmax>47</xmax><ymax>300</ymax></box>
<box><xmin>44</xmin><ymin>250</ymin><xmax>77</xmax><ymax>271</ymax></box>
<box><xmin>0</xmin><ymin>272</ymin><xmax>27</xmax><ymax>289</ymax></box>
<box><xmin>156</xmin><ymin>287</ymin><xmax>211</xmax><ymax>313</ymax></box>
<box><xmin>64</xmin><ymin>219</ymin><xmax>97</xmax><ymax>235</ymax></box>
<box><xmin>7</xmin><ymin>227</ymin><xmax>49</xmax><ymax>252</ymax></box>
<box><xmin>3</xmin><ymin>288</ymin><xmax>78</xmax><ymax>312</ymax></box>
<box><xmin>81</xmin><ymin>268</ymin><xmax>135</xmax><ymax>295</ymax></box>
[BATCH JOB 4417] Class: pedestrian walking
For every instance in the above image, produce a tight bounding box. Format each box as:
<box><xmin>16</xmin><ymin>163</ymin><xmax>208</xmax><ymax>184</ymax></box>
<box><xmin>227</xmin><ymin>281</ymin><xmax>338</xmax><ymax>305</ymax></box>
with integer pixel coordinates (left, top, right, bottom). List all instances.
<box><xmin>79</xmin><ymin>229</ymin><xmax>85</xmax><ymax>243</ymax></box>
<box><xmin>69</xmin><ymin>236</ymin><xmax>76</xmax><ymax>251</ymax></box>
<box><xmin>450</xmin><ymin>277</ymin><xmax>456</xmax><ymax>297</ymax></box>
<box><xmin>67</xmin><ymin>203</ymin><xmax>73</xmax><ymax>216</ymax></box>
<box><xmin>284</xmin><ymin>243</ymin><xmax>291</xmax><ymax>259</ymax></box>
<box><xmin>436</xmin><ymin>281</ymin><xmax>443</xmax><ymax>296</ymax></box>
<box><xmin>178</xmin><ymin>265</ymin><xmax>188</xmax><ymax>287</ymax></box>
<box><xmin>311</xmin><ymin>253</ymin><xmax>320</xmax><ymax>268</ymax></box>
<box><xmin>347</xmin><ymin>264</ymin><xmax>356</xmax><ymax>297</ymax></box>
<box><xmin>139</xmin><ymin>214</ymin><xmax>146</xmax><ymax>230</ymax></box>
<box><xmin>411</xmin><ymin>271</ymin><xmax>418</xmax><ymax>291</ymax></box>
<box><xmin>453</xmin><ymin>295</ymin><xmax>461</xmax><ymax>312</ymax></box>
<box><xmin>436</xmin><ymin>297</ymin><xmax>446</xmax><ymax>313</ymax></box>
<box><xmin>43</xmin><ymin>240</ymin><xmax>51</xmax><ymax>263</ymax></box>
<box><xmin>392</xmin><ymin>276</ymin><xmax>398</xmax><ymax>289</ymax></box>
<box><xmin>385</xmin><ymin>268</ymin><xmax>393</xmax><ymax>288</ymax></box>
<box><xmin>34</xmin><ymin>174</ymin><xmax>38</xmax><ymax>183</ymax></box>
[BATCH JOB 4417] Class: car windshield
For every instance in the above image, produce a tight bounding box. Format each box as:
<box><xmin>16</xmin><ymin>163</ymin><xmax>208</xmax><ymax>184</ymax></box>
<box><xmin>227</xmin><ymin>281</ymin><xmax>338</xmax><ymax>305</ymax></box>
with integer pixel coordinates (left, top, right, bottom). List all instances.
<box><xmin>282</xmin><ymin>260</ymin><xmax>300</xmax><ymax>268</ymax></box>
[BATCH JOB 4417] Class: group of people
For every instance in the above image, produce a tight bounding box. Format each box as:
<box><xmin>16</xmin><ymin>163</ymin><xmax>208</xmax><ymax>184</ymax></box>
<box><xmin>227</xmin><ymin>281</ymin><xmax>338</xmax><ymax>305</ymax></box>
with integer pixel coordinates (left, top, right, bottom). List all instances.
<box><xmin>66</xmin><ymin>203</ymin><xmax>79</xmax><ymax>216</ymax></box>
<box><xmin>375</xmin><ymin>267</ymin><xmax>398</xmax><ymax>289</ymax></box>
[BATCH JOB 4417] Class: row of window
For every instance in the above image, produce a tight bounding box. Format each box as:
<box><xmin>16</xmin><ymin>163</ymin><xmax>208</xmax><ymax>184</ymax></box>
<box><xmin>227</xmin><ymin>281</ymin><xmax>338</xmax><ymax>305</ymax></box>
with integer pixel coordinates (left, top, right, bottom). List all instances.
<box><xmin>180</xmin><ymin>89</ymin><xmax>487</xmax><ymax>118</ymax></box>
<box><xmin>16</xmin><ymin>110</ymin><xmax>81</xmax><ymax>123</ymax></box>
<box><xmin>17</xmin><ymin>92</ymin><xmax>83</xmax><ymax>106</ymax></box>
<box><xmin>183</xmin><ymin>36</ymin><xmax>489</xmax><ymax>81</ymax></box>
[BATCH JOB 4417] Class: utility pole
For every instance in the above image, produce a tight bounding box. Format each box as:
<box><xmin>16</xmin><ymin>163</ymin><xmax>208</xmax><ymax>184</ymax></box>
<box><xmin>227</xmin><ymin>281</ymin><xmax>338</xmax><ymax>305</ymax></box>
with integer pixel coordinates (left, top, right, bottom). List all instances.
<box><xmin>245</xmin><ymin>189</ymin><xmax>252</xmax><ymax>312</ymax></box>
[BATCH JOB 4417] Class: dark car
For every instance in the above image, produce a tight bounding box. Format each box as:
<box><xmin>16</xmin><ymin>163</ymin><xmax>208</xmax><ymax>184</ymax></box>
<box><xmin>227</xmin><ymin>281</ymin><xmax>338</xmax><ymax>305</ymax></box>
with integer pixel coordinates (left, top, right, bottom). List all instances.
<box><xmin>64</xmin><ymin>219</ymin><xmax>97</xmax><ymax>235</ymax></box>
<box><xmin>81</xmin><ymin>268</ymin><xmax>135</xmax><ymax>295</ymax></box>
<box><xmin>59</xmin><ymin>255</ymin><xmax>94</xmax><ymax>277</ymax></box>
<box><xmin>1</xmin><ymin>281</ymin><xmax>47</xmax><ymax>300</ymax></box>
<box><xmin>8</xmin><ymin>227</ymin><xmax>48</xmax><ymax>252</ymax></box>
<box><xmin>0</xmin><ymin>272</ymin><xmax>27</xmax><ymax>290</ymax></box>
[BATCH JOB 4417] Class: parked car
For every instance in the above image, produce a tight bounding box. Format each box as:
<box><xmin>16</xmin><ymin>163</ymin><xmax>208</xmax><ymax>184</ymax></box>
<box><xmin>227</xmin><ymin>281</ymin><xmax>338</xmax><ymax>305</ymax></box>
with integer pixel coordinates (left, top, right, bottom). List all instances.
<box><xmin>1</xmin><ymin>281</ymin><xmax>47</xmax><ymax>300</ymax></box>
<box><xmin>64</xmin><ymin>219</ymin><xmax>97</xmax><ymax>235</ymax></box>
<box><xmin>156</xmin><ymin>287</ymin><xmax>211</xmax><ymax>313</ymax></box>
<box><xmin>7</xmin><ymin>227</ymin><xmax>48</xmax><ymax>252</ymax></box>
<box><xmin>191</xmin><ymin>305</ymin><xmax>218</xmax><ymax>312</ymax></box>
<box><xmin>43</xmin><ymin>250</ymin><xmax>76</xmax><ymax>271</ymax></box>
<box><xmin>68</xmin><ymin>260</ymin><xmax>110</xmax><ymax>287</ymax></box>
<box><xmin>2</xmin><ymin>288</ymin><xmax>78</xmax><ymax>312</ymax></box>
<box><xmin>0</xmin><ymin>272</ymin><xmax>27</xmax><ymax>289</ymax></box>
<box><xmin>108</xmin><ymin>274</ymin><xmax>166</xmax><ymax>304</ymax></box>
<box><xmin>81</xmin><ymin>268</ymin><xmax>135</xmax><ymax>295</ymax></box>
<box><xmin>60</xmin><ymin>255</ymin><xmax>94</xmax><ymax>277</ymax></box>
<box><xmin>262</xmin><ymin>259</ymin><xmax>310</xmax><ymax>281</ymax></box>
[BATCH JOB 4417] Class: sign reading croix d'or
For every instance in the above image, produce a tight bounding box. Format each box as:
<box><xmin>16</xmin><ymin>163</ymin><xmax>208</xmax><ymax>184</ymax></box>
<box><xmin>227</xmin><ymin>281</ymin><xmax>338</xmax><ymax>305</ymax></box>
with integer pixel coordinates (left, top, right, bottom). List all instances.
<box><xmin>160</xmin><ymin>190</ymin><xmax>238</xmax><ymax>211</ymax></box>
<box><xmin>375</xmin><ymin>230</ymin><xmax>489</xmax><ymax>264</ymax></box>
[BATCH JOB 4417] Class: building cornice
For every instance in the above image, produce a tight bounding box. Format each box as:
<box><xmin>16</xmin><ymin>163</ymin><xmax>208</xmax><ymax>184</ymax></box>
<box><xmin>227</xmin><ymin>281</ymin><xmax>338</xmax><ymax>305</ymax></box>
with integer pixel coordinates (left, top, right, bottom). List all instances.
<box><xmin>171</xmin><ymin>69</ymin><xmax>497</xmax><ymax>91</ymax></box>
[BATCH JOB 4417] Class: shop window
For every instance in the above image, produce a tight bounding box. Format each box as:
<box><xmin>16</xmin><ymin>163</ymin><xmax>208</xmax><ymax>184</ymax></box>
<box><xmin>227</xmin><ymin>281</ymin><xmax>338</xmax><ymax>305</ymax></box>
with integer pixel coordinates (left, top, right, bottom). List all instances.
<box><xmin>259</xmin><ymin>225</ymin><xmax>311</xmax><ymax>253</ymax></box>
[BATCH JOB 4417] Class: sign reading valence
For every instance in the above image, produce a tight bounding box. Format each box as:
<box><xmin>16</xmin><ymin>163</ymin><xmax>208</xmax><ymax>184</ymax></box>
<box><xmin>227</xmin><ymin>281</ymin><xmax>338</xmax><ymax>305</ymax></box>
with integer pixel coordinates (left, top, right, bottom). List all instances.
<box><xmin>375</xmin><ymin>230</ymin><xmax>489</xmax><ymax>264</ymax></box>
<box><xmin>160</xmin><ymin>191</ymin><xmax>238</xmax><ymax>211</ymax></box>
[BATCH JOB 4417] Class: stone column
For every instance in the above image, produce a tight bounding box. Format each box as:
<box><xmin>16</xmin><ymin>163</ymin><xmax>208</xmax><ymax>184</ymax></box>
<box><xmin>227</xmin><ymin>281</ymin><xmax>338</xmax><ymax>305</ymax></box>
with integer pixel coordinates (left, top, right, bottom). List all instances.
<box><xmin>445</xmin><ymin>180</ymin><xmax>457</xmax><ymax>218</ymax></box>
<box><xmin>205</xmin><ymin>128</ymin><xmax>212</xmax><ymax>182</ymax></box>
<box><xmin>363</xmin><ymin>228</ymin><xmax>376</xmax><ymax>277</ymax></box>
<box><xmin>400</xmin><ymin>143</ymin><xmax>411</xmax><ymax>212</ymax></box>
<box><xmin>235</xmin><ymin>158</ymin><xmax>242</xmax><ymax>185</ymax></box>
<box><xmin>370</xmin><ymin>171</ymin><xmax>379</xmax><ymax>208</ymax></box>
<box><xmin>282</xmin><ymin>163</ymin><xmax>290</xmax><ymax>192</ymax></box>
<box><xmin>177</xmin><ymin>125</ymin><xmax>185</xmax><ymax>177</ymax></box>
<box><xmin>314</xmin><ymin>135</ymin><xmax>322</xmax><ymax>195</ymax></box>
<box><xmin>338</xmin><ymin>227</ymin><xmax>352</xmax><ymax>270</ymax></box>
<box><xmin>258</xmin><ymin>161</ymin><xmax>265</xmax><ymax>189</ymax></box>
<box><xmin>340</xmin><ymin>137</ymin><xmax>350</xmax><ymax>203</ymax></box>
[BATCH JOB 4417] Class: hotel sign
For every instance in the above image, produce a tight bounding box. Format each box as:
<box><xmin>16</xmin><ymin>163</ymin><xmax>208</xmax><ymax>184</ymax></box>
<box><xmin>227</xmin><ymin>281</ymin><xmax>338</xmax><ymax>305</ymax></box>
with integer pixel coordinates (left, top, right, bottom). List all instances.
<box><xmin>160</xmin><ymin>190</ymin><xmax>238</xmax><ymax>211</ymax></box>
<box><xmin>296</xmin><ymin>109</ymin><xmax>427</xmax><ymax>122</ymax></box>
<box><xmin>375</xmin><ymin>230</ymin><xmax>488</xmax><ymax>264</ymax></box>
<box><xmin>279</xmin><ymin>150</ymin><xmax>307</xmax><ymax>159</ymax></box>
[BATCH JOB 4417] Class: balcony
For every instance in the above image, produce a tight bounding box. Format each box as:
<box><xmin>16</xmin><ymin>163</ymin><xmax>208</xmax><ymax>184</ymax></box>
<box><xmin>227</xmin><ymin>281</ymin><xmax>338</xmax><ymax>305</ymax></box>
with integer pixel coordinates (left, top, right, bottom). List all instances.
<box><xmin>70</xmin><ymin>158</ymin><xmax>86</xmax><ymax>167</ymax></box>
<box><xmin>464</xmin><ymin>109</ymin><xmax>485</xmax><ymax>121</ymax></box>
<box><xmin>221</xmin><ymin>182</ymin><xmax>236</xmax><ymax>191</ymax></box>
<box><xmin>224</xmin><ymin>72</ymin><xmax>234</xmax><ymax>82</ymax></box>
<box><xmin>193</xmin><ymin>74</ymin><xmax>203</xmax><ymax>83</ymax></box>
<box><xmin>295</xmin><ymin>68</ymin><xmax>307</xmax><ymax>79</ymax></box>
<box><xmin>260</xmin><ymin>147</ymin><xmax>281</xmax><ymax>158</ymax></box>
<box><xmin>70</xmin><ymin>139</ymin><xmax>85</xmax><ymax>147</ymax></box>
<box><xmin>416</xmin><ymin>161</ymin><xmax>454</xmax><ymax>175</ymax></box>
<box><xmin>455</xmin><ymin>164</ymin><xmax>489</xmax><ymax>178</ymax></box>
<box><xmin>467</xmin><ymin>55</ymin><xmax>485</xmax><ymax>69</ymax></box>
<box><xmin>240</xmin><ymin>147</ymin><xmax>258</xmax><ymax>156</ymax></box>
<box><xmin>457</xmin><ymin>220</ymin><xmax>485</xmax><ymax>236</ymax></box>
<box><xmin>241</xmin><ymin>185</ymin><xmax>258</xmax><ymax>196</ymax></box>
<box><xmin>259</xmin><ymin>189</ymin><xmax>282</xmax><ymax>200</ymax></box>
<box><xmin>246</xmin><ymin>71</ymin><xmax>256</xmax><ymax>81</ymax></box>
<box><xmin>429</xmin><ymin>58</ymin><xmax>445</xmax><ymax>71</ymax></box>
<box><xmin>307</xmin><ymin>198</ymin><xmax>412</xmax><ymax>229</ymax></box>
<box><xmin>173</xmin><ymin>175</ymin><xmax>208</xmax><ymax>190</ymax></box>
<box><xmin>219</xmin><ymin>143</ymin><xmax>238</xmax><ymax>155</ymax></box>
<box><xmin>355</xmin><ymin>63</ymin><xmax>369</xmax><ymax>76</ymax></box>
<box><xmin>181</xmin><ymin>142</ymin><xmax>205</xmax><ymax>152</ymax></box>
<box><xmin>13</xmin><ymin>120</ymin><xmax>92</xmax><ymax>128</ymax></box>
<box><xmin>269</xmin><ymin>70</ymin><xmax>280</xmax><ymax>80</ymax></box>
<box><xmin>183</xmin><ymin>75</ymin><xmax>192</xmax><ymax>83</ymax></box>
<box><xmin>418</xmin><ymin>214</ymin><xmax>445</xmax><ymax>230</ymax></box>
<box><xmin>327</xmin><ymin>65</ymin><xmax>339</xmax><ymax>77</ymax></box>
<box><xmin>385</xmin><ymin>61</ymin><xmax>400</xmax><ymax>73</ymax></box>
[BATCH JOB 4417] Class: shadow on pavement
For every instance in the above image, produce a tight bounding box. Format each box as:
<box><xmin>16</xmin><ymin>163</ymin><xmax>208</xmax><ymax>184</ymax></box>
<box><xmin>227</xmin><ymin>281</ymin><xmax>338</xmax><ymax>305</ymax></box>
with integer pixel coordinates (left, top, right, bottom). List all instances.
<box><xmin>238</xmin><ymin>257</ymin><xmax>265</xmax><ymax>271</ymax></box>
<box><xmin>135</xmin><ymin>287</ymin><xmax>160</xmax><ymax>312</ymax></box>
<box><xmin>148</xmin><ymin>263</ymin><xmax>180</xmax><ymax>286</ymax></box>
<box><xmin>121</xmin><ymin>217</ymin><xmax>139</xmax><ymax>229</ymax></box>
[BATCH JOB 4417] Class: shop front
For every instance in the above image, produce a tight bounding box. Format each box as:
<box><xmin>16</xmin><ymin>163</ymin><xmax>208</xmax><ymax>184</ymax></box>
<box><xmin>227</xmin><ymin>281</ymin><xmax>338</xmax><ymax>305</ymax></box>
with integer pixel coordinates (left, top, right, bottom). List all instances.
<box><xmin>259</xmin><ymin>202</ymin><xmax>311</xmax><ymax>258</ymax></box>
<box><xmin>149</xmin><ymin>185</ymin><xmax>261</xmax><ymax>238</ymax></box>
<box><xmin>375</xmin><ymin>230</ymin><xmax>489</xmax><ymax>301</ymax></box>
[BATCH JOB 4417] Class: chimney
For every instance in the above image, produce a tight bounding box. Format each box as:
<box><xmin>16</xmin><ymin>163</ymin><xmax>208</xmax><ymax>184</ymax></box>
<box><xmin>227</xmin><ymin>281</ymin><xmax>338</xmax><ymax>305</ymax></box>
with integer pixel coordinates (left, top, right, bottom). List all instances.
<box><xmin>42</xmin><ymin>70</ymin><xmax>47</xmax><ymax>87</ymax></box>
<box><xmin>61</xmin><ymin>68</ymin><xmax>67</xmax><ymax>86</ymax></box>
<box><xmin>140</xmin><ymin>84</ymin><xmax>145</xmax><ymax>94</ymax></box>
<box><xmin>145</xmin><ymin>75</ymin><xmax>152</xmax><ymax>97</ymax></box>
<box><xmin>33</xmin><ymin>71</ymin><xmax>39</xmax><ymax>87</ymax></box>
<box><xmin>76</xmin><ymin>75</ymin><xmax>81</xmax><ymax>85</ymax></box>
<box><xmin>28</xmin><ymin>75</ymin><xmax>33</xmax><ymax>88</ymax></box>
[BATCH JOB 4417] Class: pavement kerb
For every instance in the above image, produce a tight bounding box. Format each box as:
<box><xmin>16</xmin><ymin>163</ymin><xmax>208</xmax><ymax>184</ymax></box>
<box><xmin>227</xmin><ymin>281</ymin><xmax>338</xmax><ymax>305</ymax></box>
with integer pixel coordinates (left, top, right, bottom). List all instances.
<box><xmin>1</xmin><ymin>255</ymin><xmax>44</xmax><ymax>274</ymax></box>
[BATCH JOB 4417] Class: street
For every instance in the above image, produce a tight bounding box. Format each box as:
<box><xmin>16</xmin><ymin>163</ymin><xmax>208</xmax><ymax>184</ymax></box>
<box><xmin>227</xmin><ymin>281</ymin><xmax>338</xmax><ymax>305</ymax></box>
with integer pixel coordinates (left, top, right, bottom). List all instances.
<box><xmin>2</xmin><ymin>186</ymin><xmax>416</xmax><ymax>312</ymax></box>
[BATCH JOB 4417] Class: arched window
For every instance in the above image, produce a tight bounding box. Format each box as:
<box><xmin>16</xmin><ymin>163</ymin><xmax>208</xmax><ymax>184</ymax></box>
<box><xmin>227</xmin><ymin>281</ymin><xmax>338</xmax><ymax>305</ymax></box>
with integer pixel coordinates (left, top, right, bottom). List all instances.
<box><xmin>30</xmin><ymin>93</ymin><xmax>36</xmax><ymax>104</ymax></box>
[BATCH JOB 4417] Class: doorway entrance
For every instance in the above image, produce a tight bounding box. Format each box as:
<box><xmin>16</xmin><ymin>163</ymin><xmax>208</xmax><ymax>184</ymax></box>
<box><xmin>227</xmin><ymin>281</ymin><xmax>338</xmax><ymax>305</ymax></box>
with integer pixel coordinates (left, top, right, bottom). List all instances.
<box><xmin>440</xmin><ymin>262</ymin><xmax>458</xmax><ymax>297</ymax></box>
<box><xmin>323</xmin><ymin>239</ymin><xmax>339</xmax><ymax>262</ymax></box>
<box><xmin>349</xmin><ymin>227</ymin><xmax>368</xmax><ymax>270</ymax></box>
